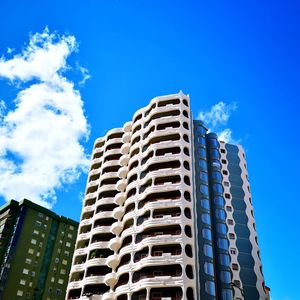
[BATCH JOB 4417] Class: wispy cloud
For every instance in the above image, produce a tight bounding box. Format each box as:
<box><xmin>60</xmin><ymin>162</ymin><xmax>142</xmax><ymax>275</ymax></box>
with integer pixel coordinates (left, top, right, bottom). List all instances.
<box><xmin>0</xmin><ymin>28</ymin><xmax>90</xmax><ymax>208</ymax></box>
<box><xmin>78</xmin><ymin>64</ymin><xmax>91</xmax><ymax>86</ymax></box>
<box><xmin>197</xmin><ymin>101</ymin><xmax>238</xmax><ymax>143</ymax></box>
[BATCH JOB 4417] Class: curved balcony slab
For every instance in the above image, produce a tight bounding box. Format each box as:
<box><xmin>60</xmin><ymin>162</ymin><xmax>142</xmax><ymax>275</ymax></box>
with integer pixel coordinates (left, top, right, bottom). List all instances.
<box><xmin>84</xmin><ymin>275</ymin><xmax>106</xmax><ymax>285</ymax></box>
<box><xmin>120</xmin><ymin>143</ymin><xmax>130</xmax><ymax>155</ymax></box>
<box><xmin>104</xmin><ymin>272</ymin><xmax>118</xmax><ymax>287</ymax></box>
<box><xmin>117</xmin><ymin>166</ymin><xmax>128</xmax><ymax>178</ymax></box>
<box><xmin>114</xmin><ymin>192</ymin><xmax>126</xmax><ymax>206</ymax></box>
<box><xmin>119</xmin><ymin>155</ymin><xmax>130</xmax><ymax>167</ymax></box>
<box><xmin>106</xmin><ymin>254</ymin><xmax>120</xmax><ymax>269</ymax></box>
<box><xmin>123</xmin><ymin>121</ymin><xmax>132</xmax><ymax>133</ymax></box>
<box><xmin>112</xmin><ymin>206</ymin><xmax>125</xmax><ymax>220</ymax></box>
<box><xmin>111</xmin><ymin>221</ymin><xmax>123</xmax><ymax>235</ymax></box>
<box><xmin>108</xmin><ymin>237</ymin><xmax>121</xmax><ymax>252</ymax></box>
<box><xmin>122</xmin><ymin>132</ymin><xmax>131</xmax><ymax>143</ymax></box>
<box><xmin>85</xmin><ymin>257</ymin><xmax>107</xmax><ymax>268</ymax></box>
<box><xmin>116</xmin><ymin>179</ymin><xmax>127</xmax><ymax>192</ymax></box>
<box><xmin>91</xmin><ymin>225</ymin><xmax>112</xmax><ymax>235</ymax></box>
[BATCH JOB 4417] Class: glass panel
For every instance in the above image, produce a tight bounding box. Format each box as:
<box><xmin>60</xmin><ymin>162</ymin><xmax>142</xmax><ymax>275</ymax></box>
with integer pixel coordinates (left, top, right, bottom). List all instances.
<box><xmin>217</xmin><ymin>238</ymin><xmax>229</xmax><ymax>250</ymax></box>
<box><xmin>201</xmin><ymin>199</ymin><xmax>210</xmax><ymax>209</ymax></box>
<box><xmin>211</xmin><ymin>149</ymin><xmax>220</xmax><ymax>159</ymax></box>
<box><xmin>216</xmin><ymin>209</ymin><xmax>226</xmax><ymax>220</ymax></box>
<box><xmin>202</xmin><ymin>228</ymin><xmax>212</xmax><ymax>240</ymax></box>
<box><xmin>212</xmin><ymin>171</ymin><xmax>222</xmax><ymax>181</ymax></box>
<box><xmin>221</xmin><ymin>289</ymin><xmax>233</xmax><ymax>300</ymax></box>
<box><xmin>204</xmin><ymin>262</ymin><xmax>214</xmax><ymax>276</ymax></box>
<box><xmin>212</xmin><ymin>160</ymin><xmax>221</xmax><ymax>169</ymax></box>
<box><xmin>198</xmin><ymin>159</ymin><xmax>207</xmax><ymax>169</ymax></box>
<box><xmin>205</xmin><ymin>281</ymin><xmax>216</xmax><ymax>296</ymax></box>
<box><xmin>220</xmin><ymin>271</ymin><xmax>231</xmax><ymax>283</ymax></box>
<box><xmin>204</xmin><ymin>244</ymin><xmax>213</xmax><ymax>258</ymax></box>
<box><xmin>214</xmin><ymin>196</ymin><xmax>225</xmax><ymax>206</ymax></box>
<box><xmin>216</xmin><ymin>223</ymin><xmax>227</xmax><ymax>234</ymax></box>
<box><xmin>213</xmin><ymin>183</ymin><xmax>223</xmax><ymax>194</ymax></box>
<box><xmin>219</xmin><ymin>254</ymin><xmax>230</xmax><ymax>267</ymax></box>
<box><xmin>200</xmin><ymin>184</ymin><xmax>209</xmax><ymax>196</ymax></box>
<box><xmin>199</xmin><ymin>171</ymin><xmax>208</xmax><ymax>182</ymax></box>
<box><xmin>201</xmin><ymin>213</ymin><xmax>211</xmax><ymax>225</ymax></box>
<box><xmin>198</xmin><ymin>148</ymin><xmax>207</xmax><ymax>158</ymax></box>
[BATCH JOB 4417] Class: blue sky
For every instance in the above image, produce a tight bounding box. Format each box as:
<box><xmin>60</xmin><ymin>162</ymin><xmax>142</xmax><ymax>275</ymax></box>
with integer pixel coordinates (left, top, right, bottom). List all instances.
<box><xmin>0</xmin><ymin>1</ymin><xmax>299</xmax><ymax>298</ymax></box>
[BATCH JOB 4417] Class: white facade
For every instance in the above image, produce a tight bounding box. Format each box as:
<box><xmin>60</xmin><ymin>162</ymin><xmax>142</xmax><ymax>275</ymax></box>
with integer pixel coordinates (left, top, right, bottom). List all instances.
<box><xmin>66</xmin><ymin>92</ymin><xmax>197</xmax><ymax>300</ymax></box>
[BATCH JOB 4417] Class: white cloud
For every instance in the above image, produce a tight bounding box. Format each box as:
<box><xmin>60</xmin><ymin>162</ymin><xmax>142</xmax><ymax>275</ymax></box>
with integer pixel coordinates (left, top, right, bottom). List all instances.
<box><xmin>198</xmin><ymin>101</ymin><xmax>238</xmax><ymax>143</ymax></box>
<box><xmin>78</xmin><ymin>65</ymin><xmax>91</xmax><ymax>86</ymax></box>
<box><xmin>0</xmin><ymin>28</ymin><xmax>89</xmax><ymax>208</ymax></box>
<box><xmin>198</xmin><ymin>101</ymin><xmax>237</xmax><ymax>128</ymax></box>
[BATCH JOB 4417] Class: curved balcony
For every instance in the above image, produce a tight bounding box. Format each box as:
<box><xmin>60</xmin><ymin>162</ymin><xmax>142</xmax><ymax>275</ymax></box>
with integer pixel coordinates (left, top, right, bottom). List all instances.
<box><xmin>122</xmin><ymin>132</ymin><xmax>131</xmax><ymax>143</ymax></box>
<box><xmin>67</xmin><ymin>280</ymin><xmax>83</xmax><ymax>290</ymax></box>
<box><xmin>80</xmin><ymin>218</ymin><xmax>93</xmax><ymax>227</ymax></box>
<box><xmin>77</xmin><ymin>232</ymin><xmax>90</xmax><ymax>241</ymax></box>
<box><xmin>104</xmin><ymin>272</ymin><xmax>118</xmax><ymax>287</ymax></box>
<box><xmin>117</xmin><ymin>166</ymin><xmax>128</xmax><ymax>178</ymax></box>
<box><xmin>123</xmin><ymin>121</ymin><xmax>132</xmax><ymax>132</ymax></box>
<box><xmin>116</xmin><ymin>179</ymin><xmax>127</xmax><ymax>192</ymax></box>
<box><xmin>82</xmin><ymin>205</ymin><xmax>95</xmax><ymax>214</ymax></box>
<box><xmin>87</xmin><ymin>178</ymin><xmax>100</xmax><ymax>188</ymax></box>
<box><xmin>71</xmin><ymin>263</ymin><xmax>85</xmax><ymax>273</ymax></box>
<box><xmin>120</xmin><ymin>143</ymin><xmax>130</xmax><ymax>155</ymax></box>
<box><xmin>114</xmin><ymin>192</ymin><xmax>125</xmax><ymax>206</ymax></box>
<box><xmin>112</xmin><ymin>206</ymin><xmax>125</xmax><ymax>220</ymax></box>
<box><xmin>106</xmin><ymin>254</ymin><xmax>120</xmax><ymax>269</ymax></box>
<box><xmin>84</xmin><ymin>275</ymin><xmax>106</xmax><ymax>285</ymax></box>
<box><xmin>108</xmin><ymin>237</ymin><xmax>121</xmax><ymax>252</ymax></box>
<box><xmin>97</xmin><ymin>197</ymin><xmax>115</xmax><ymax>205</ymax></box>
<box><xmin>94</xmin><ymin>211</ymin><xmax>113</xmax><ymax>220</ymax></box>
<box><xmin>85</xmin><ymin>258</ymin><xmax>107</xmax><ymax>268</ymax></box>
<box><xmin>89</xmin><ymin>241</ymin><xmax>110</xmax><ymax>251</ymax></box>
<box><xmin>84</xmin><ymin>191</ymin><xmax>98</xmax><ymax>201</ymax></box>
<box><xmin>111</xmin><ymin>221</ymin><xmax>123</xmax><ymax>235</ymax></box>
<box><xmin>74</xmin><ymin>248</ymin><xmax>88</xmax><ymax>257</ymax></box>
<box><xmin>91</xmin><ymin>226</ymin><xmax>112</xmax><ymax>235</ymax></box>
<box><xmin>119</xmin><ymin>155</ymin><xmax>130</xmax><ymax>167</ymax></box>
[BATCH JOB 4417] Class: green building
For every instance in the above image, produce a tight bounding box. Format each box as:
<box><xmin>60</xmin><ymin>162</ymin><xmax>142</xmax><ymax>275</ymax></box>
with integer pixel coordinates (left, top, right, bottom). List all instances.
<box><xmin>0</xmin><ymin>199</ymin><xmax>78</xmax><ymax>300</ymax></box>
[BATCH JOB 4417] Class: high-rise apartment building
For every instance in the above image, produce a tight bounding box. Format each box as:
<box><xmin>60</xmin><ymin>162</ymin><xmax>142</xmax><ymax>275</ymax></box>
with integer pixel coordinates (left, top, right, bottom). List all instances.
<box><xmin>0</xmin><ymin>199</ymin><xmax>78</xmax><ymax>300</ymax></box>
<box><xmin>66</xmin><ymin>92</ymin><xmax>268</xmax><ymax>300</ymax></box>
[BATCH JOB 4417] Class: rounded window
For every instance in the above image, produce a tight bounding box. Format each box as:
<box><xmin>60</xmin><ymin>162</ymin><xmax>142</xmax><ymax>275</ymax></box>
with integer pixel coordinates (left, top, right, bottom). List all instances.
<box><xmin>184</xmin><ymin>225</ymin><xmax>192</xmax><ymax>238</ymax></box>
<box><xmin>184</xmin><ymin>147</ymin><xmax>190</xmax><ymax>156</ymax></box>
<box><xmin>184</xmin><ymin>191</ymin><xmax>191</xmax><ymax>202</ymax></box>
<box><xmin>185</xmin><ymin>245</ymin><xmax>193</xmax><ymax>258</ymax></box>
<box><xmin>184</xmin><ymin>176</ymin><xmax>191</xmax><ymax>186</ymax></box>
<box><xmin>184</xmin><ymin>208</ymin><xmax>191</xmax><ymax>219</ymax></box>
<box><xmin>186</xmin><ymin>265</ymin><xmax>194</xmax><ymax>279</ymax></box>
<box><xmin>186</xmin><ymin>287</ymin><xmax>194</xmax><ymax>300</ymax></box>
<box><xmin>184</xmin><ymin>161</ymin><xmax>190</xmax><ymax>171</ymax></box>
